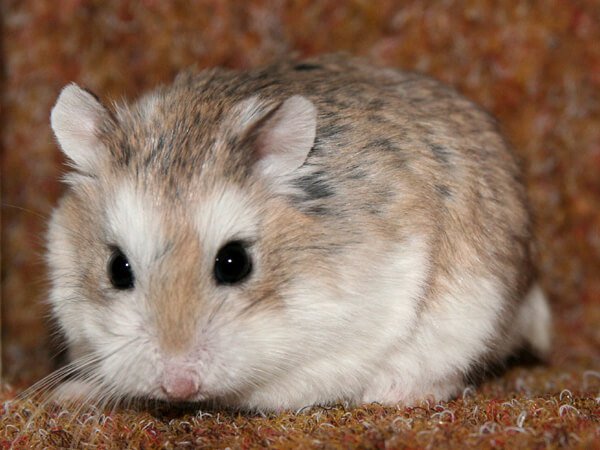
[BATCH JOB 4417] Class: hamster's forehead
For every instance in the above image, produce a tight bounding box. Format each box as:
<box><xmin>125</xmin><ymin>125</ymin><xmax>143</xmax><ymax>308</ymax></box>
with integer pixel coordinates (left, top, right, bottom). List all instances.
<box><xmin>99</xmin><ymin>81</ymin><xmax>254</xmax><ymax>188</ymax></box>
<box><xmin>105</xmin><ymin>176</ymin><xmax>261</xmax><ymax>270</ymax></box>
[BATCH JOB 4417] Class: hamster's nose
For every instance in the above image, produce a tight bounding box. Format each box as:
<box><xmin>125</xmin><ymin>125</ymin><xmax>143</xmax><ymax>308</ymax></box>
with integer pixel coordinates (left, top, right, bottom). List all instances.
<box><xmin>161</xmin><ymin>366</ymin><xmax>200</xmax><ymax>401</ymax></box>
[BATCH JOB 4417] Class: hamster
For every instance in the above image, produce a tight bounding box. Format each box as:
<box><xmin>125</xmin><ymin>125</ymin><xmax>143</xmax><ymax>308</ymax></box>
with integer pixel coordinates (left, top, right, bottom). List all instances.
<box><xmin>45</xmin><ymin>54</ymin><xmax>551</xmax><ymax>411</ymax></box>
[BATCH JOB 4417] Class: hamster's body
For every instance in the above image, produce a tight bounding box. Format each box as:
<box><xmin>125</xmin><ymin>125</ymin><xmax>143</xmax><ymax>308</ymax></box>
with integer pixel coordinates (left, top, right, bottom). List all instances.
<box><xmin>47</xmin><ymin>54</ymin><xmax>551</xmax><ymax>411</ymax></box>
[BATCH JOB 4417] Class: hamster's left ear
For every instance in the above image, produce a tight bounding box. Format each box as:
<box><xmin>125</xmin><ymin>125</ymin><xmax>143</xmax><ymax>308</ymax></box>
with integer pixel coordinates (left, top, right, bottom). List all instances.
<box><xmin>51</xmin><ymin>83</ymin><xmax>111</xmax><ymax>174</ymax></box>
<box><xmin>233</xmin><ymin>95</ymin><xmax>317</xmax><ymax>177</ymax></box>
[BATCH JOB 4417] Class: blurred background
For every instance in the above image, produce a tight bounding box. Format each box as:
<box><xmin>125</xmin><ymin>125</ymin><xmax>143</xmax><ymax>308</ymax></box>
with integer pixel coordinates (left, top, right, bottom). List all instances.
<box><xmin>2</xmin><ymin>0</ymin><xmax>599</xmax><ymax>386</ymax></box>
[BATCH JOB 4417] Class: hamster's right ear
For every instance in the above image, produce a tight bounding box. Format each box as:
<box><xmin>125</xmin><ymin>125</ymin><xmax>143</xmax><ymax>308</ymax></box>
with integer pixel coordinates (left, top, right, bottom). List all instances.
<box><xmin>232</xmin><ymin>95</ymin><xmax>317</xmax><ymax>178</ymax></box>
<box><xmin>51</xmin><ymin>83</ymin><xmax>110</xmax><ymax>173</ymax></box>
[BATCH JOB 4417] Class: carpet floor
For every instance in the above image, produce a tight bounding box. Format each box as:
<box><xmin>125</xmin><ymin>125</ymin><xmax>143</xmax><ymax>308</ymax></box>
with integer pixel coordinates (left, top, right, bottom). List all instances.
<box><xmin>2</xmin><ymin>362</ymin><xmax>599</xmax><ymax>448</ymax></box>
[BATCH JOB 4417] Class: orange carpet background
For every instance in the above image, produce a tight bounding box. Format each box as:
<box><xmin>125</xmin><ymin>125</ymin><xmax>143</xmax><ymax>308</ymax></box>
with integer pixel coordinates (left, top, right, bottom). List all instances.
<box><xmin>1</xmin><ymin>1</ymin><xmax>599</xmax><ymax>448</ymax></box>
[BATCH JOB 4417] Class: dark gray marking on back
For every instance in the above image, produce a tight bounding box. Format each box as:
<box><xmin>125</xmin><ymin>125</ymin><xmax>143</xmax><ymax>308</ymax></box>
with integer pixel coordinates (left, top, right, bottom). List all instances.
<box><xmin>318</xmin><ymin>123</ymin><xmax>352</xmax><ymax>140</ymax></box>
<box><xmin>346</xmin><ymin>166</ymin><xmax>368</xmax><ymax>180</ymax></box>
<box><xmin>251</xmin><ymin>72</ymin><xmax>271</xmax><ymax>82</ymax></box>
<box><xmin>304</xmin><ymin>204</ymin><xmax>334</xmax><ymax>216</ymax></box>
<box><xmin>293</xmin><ymin>170</ymin><xmax>335</xmax><ymax>201</ymax></box>
<box><xmin>430</xmin><ymin>143</ymin><xmax>453</xmax><ymax>164</ymax></box>
<box><xmin>294</xmin><ymin>63</ymin><xmax>322</xmax><ymax>71</ymax></box>
<box><xmin>435</xmin><ymin>184</ymin><xmax>452</xmax><ymax>198</ymax></box>
<box><xmin>365</xmin><ymin>138</ymin><xmax>407</xmax><ymax>169</ymax></box>
<box><xmin>113</xmin><ymin>139</ymin><xmax>133</xmax><ymax>167</ymax></box>
<box><xmin>155</xmin><ymin>134</ymin><xmax>166</xmax><ymax>153</ymax></box>
<box><xmin>307</xmin><ymin>141</ymin><xmax>324</xmax><ymax>158</ymax></box>
<box><xmin>366</xmin><ymin>98</ymin><xmax>386</xmax><ymax>110</ymax></box>
<box><xmin>367</xmin><ymin>114</ymin><xmax>388</xmax><ymax>124</ymax></box>
<box><xmin>368</xmin><ymin>138</ymin><xmax>399</xmax><ymax>152</ymax></box>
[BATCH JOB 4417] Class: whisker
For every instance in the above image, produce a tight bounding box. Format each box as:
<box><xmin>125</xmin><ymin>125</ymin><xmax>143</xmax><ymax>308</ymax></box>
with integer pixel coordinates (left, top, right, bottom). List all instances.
<box><xmin>18</xmin><ymin>353</ymin><xmax>101</xmax><ymax>401</ymax></box>
<box><xmin>1</xmin><ymin>201</ymin><xmax>51</xmax><ymax>218</ymax></box>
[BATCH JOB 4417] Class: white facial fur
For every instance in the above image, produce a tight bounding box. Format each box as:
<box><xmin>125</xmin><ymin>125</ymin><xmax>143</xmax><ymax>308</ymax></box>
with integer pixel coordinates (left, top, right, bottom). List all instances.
<box><xmin>47</xmin><ymin>180</ymin><xmax>166</xmax><ymax>398</ymax></box>
<box><xmin>106</xmin><ymin>181</ymin><xmax>168</xmax><ymax>276</ymax></box>
<box><xmin>193</xmin><ymin>184</ymin><xmax>261</xmax><ymax>260</ymax></box>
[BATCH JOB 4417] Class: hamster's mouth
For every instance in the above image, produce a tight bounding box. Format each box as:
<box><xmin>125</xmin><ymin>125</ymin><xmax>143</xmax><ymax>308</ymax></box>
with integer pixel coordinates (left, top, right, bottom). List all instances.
<box><xmin>131</xmin><ymin>390</ymin><xmax>210</xmax><ymax>408</ymax></box>
<box><xmin>153</xmin><ymin>390</ymin><xmax>209</xmax><ymax>404</ymax></box>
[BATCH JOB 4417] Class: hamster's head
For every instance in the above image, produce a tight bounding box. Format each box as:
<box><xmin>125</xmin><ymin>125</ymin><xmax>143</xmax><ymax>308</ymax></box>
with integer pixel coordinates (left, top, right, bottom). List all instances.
<box><xmin>46</xmin><ymin>81</ymin><xmax>340</xmax><ymax>408</ymax></box>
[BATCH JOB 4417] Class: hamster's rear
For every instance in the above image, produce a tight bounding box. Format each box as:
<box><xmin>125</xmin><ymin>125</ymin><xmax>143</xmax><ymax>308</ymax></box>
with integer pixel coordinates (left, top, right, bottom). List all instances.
<box><xmin>46</xmin><ymin>54</ymin><xmax>551</xmax><ymax>411</ymax></box>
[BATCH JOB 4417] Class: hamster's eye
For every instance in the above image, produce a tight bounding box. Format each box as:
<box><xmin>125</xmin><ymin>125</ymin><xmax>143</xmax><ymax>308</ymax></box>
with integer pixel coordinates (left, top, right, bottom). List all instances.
<box><xmin>108</xmin><ymin>248</ymin><xmax>135</xmax><ymax>290</ymax></box>
<box><xmin>214</xmin><ymin>241</ymin><xmax>252</xmax><ymax>285</ymax></box>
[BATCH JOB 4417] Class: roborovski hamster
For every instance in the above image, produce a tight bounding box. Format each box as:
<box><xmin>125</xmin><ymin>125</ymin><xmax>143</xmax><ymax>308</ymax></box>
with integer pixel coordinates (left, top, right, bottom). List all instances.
<box><xmin>45</xmin><ymin>54</ymin><xmax>551</xmax><ymax>411</ymax></box>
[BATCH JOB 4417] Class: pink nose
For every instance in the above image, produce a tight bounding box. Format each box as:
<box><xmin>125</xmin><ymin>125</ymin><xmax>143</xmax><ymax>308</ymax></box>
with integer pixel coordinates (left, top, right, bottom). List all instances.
<box><xmin>161</xmin><ymin>366</ymin><xmax>200</xmax><ymax>401</ymax></box>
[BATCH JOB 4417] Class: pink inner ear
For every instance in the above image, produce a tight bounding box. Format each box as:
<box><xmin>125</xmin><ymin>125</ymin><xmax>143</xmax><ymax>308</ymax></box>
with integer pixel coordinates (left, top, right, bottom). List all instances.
<box><xmin>254</xmin><ymin>95</ymin><xmax>317</xmax><ymax>177</ymax></box>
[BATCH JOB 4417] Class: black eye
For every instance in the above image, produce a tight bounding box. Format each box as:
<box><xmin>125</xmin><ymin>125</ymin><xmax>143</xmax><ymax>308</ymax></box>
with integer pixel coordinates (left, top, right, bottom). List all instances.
<box><xmin>108</xmin><ymin>248</ymin><xmax>135</xmax><ymax>290</ymax></box>
<box><xmin>214</xmin><ymin>241</ymin><xmax>252</xmax><ymax>285</ymax></box>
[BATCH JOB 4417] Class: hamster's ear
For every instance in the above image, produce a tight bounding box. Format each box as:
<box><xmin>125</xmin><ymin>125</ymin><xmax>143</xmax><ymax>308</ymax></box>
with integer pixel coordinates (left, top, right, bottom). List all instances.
<box><xmin>235</xmin><ymin>95</ymin><xmax>317</xmax><ymax>177</ymax></box>
<box><xmin>51</xmin><ymin>83</ymin><xmax>110</xmax><ymax>173</ymax></box>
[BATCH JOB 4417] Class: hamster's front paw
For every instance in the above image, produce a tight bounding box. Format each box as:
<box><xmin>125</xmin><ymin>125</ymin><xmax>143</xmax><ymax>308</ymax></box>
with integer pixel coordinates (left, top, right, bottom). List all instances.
<box><xmin>361</xmin><ymin>373</ymin><xmax>464</xmax><ymax>406</ymax></box>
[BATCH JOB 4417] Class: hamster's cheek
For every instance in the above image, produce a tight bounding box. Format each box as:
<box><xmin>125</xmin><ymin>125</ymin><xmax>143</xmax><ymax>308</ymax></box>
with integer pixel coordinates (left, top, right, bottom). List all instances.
<box><xmin>82</xmin><ymin>293</ymin><xmax>162</xmax><ymax>398</ymax></box>
<box><xmin>192</xmin><ymin>310</ymin><xmax>292</xmax><ymax>399</ymax></box>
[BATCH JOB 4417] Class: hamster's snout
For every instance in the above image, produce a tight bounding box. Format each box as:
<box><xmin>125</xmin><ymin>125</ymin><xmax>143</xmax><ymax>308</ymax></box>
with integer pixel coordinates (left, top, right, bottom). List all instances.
<box><xmin>161</xmin><ymin>363</ymin><xmax>200</xmax><ymax>401</ymax></box>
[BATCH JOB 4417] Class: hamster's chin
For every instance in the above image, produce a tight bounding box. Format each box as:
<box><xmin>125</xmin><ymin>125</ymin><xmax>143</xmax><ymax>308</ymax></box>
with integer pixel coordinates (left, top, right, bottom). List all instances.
<box><xmin>138</xmin><ymin>389</ymin><xmax>210</xmax><ymax>406</ymax></box>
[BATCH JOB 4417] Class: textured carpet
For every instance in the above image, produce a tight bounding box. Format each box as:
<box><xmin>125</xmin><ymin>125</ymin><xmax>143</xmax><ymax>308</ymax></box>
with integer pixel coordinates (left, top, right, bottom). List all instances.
<box><xmin>2</xmin><ymin>1</ymin><xmax>599</xmax><ymax>448</ymax></box>
<box><xmin>2</xmin><ymin>365</ymin><xmax>600</xmax><ymax>448</ymax></box>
